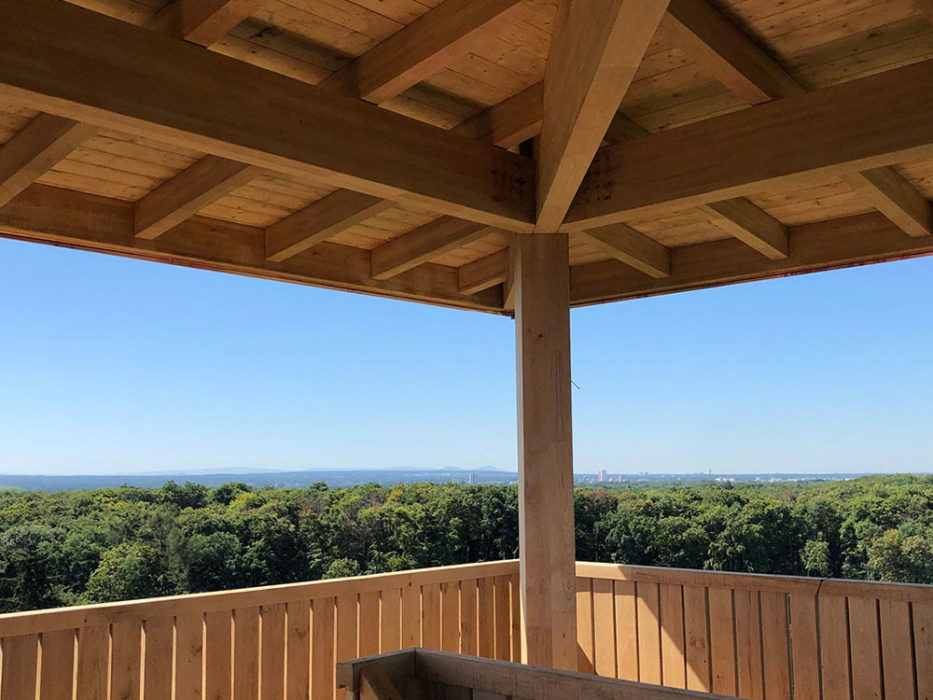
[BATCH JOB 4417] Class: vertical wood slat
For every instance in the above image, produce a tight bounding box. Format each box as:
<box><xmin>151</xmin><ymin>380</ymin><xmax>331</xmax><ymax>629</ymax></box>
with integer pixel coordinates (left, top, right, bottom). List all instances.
<box><xmin>820</xmin><ymin>595</ymin><xmax>852</xmax><ymax>700</ymax></box>
<box><xmin>380</xmin><ymin>589</ymin><xmax>400</xmax><ymax>654</ymax></box>
<box><xmin>144</xmin><ymin>617</ymin><xmax>173</xmax><ymax>700</ymax></box>
<box><xmin>914</xmin><ymin>601</ymin><xmax>933</xmax><ymax>700</ymax></box>
<box><xmin>576</xmin><ymin>577</ymin><xmax>595</xmax><ymax>673</ymax></box>
<box><xmin>660</xmin><ymin>583</ymin><xmax>686</xmax><ymax>689</ymax></box>
<box><xmin>205</xmin><ymin>612</ymin><xmax>231</xmax><ymax>700</ymax></box>
<box><xmin>358</xmin><ymin>591</ymin><xmax>380</xmax><ymax>657</ymax></box>
<box><xmin>336</xmin><ymin>594</ymin><xmax>358</xmax><ymax>666</ymax></box>
<box><xmin>683</xmin><ymin>585</ymin><xmax>710</xmax><ymax>693</ymax></box>
<box><xmin>175</xmin><ymin>614</ymin><xmax>204</xmax><ymax>700</ymax></box>
<box><xmin>848</xmin><ymin>597</ymin><xmax>882</xmax><ymax>700</ymax></box>
<box><xmin>285</xmin><ymin>600</ymin><xmax>310</xmax><ymax>700</ymax></box>
<box><xmin>759</xmin><ymin>591</ymin><xmax>790</xmax><ymax>700</ymax></box>
<box><xmin>2</xmin><ymin>634</ymin><xmax>39</xmax><ymax>700</ymax></box>
<box><xmin>510</xmin><ymin>573</ymin><xmax>521</xmax><ymax>663</ymax></box>
<box><xmin>614</xmin><ymin>580</ymin><xmax>638</xmax><ymax>682</ymax></box>
<box><xmin>400</xmin><ymin>585</ymin><xmax>420</xmax><ymax>649</ymax></box>
<box><xmin>422</xmin><ymin>583</ymin><xmax>441</xmax><ymax>651</ymax></box>
<box><xmin>110</xmin><ymin>622</ymin><xmax>140</xmax><ymax>700</ymax></box>
<box><xmin>477</xmin><ymin>577</ymin><xmax>494</xmax><ymax>659</ymax></box>
<box><xmin>40</xmin><ymin>629</ymin><xmax>75</xmax><ymax>700</ymax></box>
<box><xmin>440</xmin><ymin>582</ymin><xmax>460</xmax><ymax>653</ymax></box>
<box><xmin>310</xmin><ymin>598</ymin><xmax>334</xmax><ymax>700</ymax></box>
<box><xmin>879</xmin><ymin>599</ymin><xmax>914</xmax><ymax>700</ymax></box>
<box><xmin>261</xmin><ymin>604</ymin><xmax>285</xmax><ymax>700</ymax></box>
<box><xmin>734</xmin><ymin>589</ymin><xmax>764</xmax><ymax>700</ymax></box>
<box><xmin>636</xmin><ymin>581</ymin><xmax>662</xmax><ymax>686</ymax></box>
<box><xmin>708</xmin><ymin>587</ymin><xmax>736</xmax><ymax>696</ymax></box>
<box><xmin>459</xmin><ymin>580</ymin><xmax>477</xmax><ymax>656</ymax></box>
<box><xmin>77</xmin><ymin>624</ymin><xmax>109</xmax><ymax>700</ymax></box>
<box><xmin>233</xmin><ymin>607</ymin><xmax>260</xmax><ymax>700</ymax></box>
<box><xmin>789</xmin><ymin>593</ymin><xmax>820</xmax><ymax>700</ymax></box>
<box><xmin>592</xmin><ymin>578</ymin><xmax>616</xmax><ymax>678</ymax></box>
<box><xmin>493</xmin><ymin>576</ymin><xmax>510</xmax><ymax>661</ymax></box>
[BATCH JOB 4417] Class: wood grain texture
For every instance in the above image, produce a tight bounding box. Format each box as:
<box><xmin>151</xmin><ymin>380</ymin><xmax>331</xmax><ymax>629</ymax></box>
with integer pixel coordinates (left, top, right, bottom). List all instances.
<box><xmin>704</xmin><ymin>198</ymin><xmax>790</xmax><ymax>260</ymax></box>
<box><xmin>147</xmin><ymin>0</ymin><xmax>267</xmax><ymax>47</ymax></box>
<box><xmin>39</xmin><ymin>629</ymin><xmax>76</xmax><ymax>700</ymax></box>
<box><xmin>371</xmin><ymin>217</ymin><xmax>491</xmax><ymax>280</ymax></box>
<box><xmin>842</xmin><ymin>167</ymin><xmax>932</xmax><ymax>238</ymax></box>
<box><xmin>581</xmin><ymin>223</ymin><xmax>671</xmax><ymax>278</ymax></box>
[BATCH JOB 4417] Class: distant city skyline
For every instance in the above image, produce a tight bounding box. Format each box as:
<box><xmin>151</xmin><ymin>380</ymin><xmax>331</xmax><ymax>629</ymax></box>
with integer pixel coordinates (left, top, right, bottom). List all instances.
<box><xmin>1</xmin><ymin>238</ymin><xmax>932</xmax><ymax>476</ymax></box>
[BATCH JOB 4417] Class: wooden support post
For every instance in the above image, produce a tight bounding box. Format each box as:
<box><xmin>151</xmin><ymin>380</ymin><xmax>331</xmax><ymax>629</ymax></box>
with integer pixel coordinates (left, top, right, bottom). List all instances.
<box><xmin>513</xmin><ymin>233</ymin><xmax>576</xmax><ymax>671</ymax></box>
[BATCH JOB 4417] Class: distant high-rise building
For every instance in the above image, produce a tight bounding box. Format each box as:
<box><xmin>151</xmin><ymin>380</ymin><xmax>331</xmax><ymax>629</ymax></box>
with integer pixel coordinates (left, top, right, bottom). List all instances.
<box><xmin>468</xmin><ymin>473</ymin><xmax>477</xmax><ymax>485</ymax></box>
<box><xmin>597</xmin><ymin>469</ymin><xmax>607</xmax><ymax>483</ymax></box>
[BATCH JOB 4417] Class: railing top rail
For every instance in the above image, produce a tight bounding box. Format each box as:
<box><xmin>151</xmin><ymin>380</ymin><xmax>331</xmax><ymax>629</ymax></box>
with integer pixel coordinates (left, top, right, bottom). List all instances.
<box><xmin>576</xmin><ymin>561</ymin><xmax>933</xmax><ymax>602</ymax></box>
<box><xmin>0</xmin><ymin>559</ymin><xmax>519</xmax><ymax>638</ymax></box>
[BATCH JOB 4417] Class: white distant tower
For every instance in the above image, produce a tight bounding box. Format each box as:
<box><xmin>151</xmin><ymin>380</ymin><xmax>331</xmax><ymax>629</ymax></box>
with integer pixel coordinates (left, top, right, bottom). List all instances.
<box><xmin>597</xmin><ymin>469</ymin><xmax>607</xmax><ymax>483</ymax></box>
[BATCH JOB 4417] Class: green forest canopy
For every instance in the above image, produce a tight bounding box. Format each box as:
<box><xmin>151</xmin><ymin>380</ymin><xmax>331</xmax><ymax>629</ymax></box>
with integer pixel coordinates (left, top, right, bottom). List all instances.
<box><xmin>0</xmin><ymin>475</ymin><xmax>930</xmax><ymax>613</ymax></box>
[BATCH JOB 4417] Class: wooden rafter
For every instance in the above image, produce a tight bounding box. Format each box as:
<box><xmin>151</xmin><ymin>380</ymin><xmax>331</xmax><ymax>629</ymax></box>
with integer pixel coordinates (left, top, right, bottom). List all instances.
<box><xmin>535</xmin><ymin>0</ymin><xmax>668</xmax><ymax>231</ymax></box>
<box><xmin>0</xmin><ymin>0</ymin><xmax>534</xmax><ymax>232</ymax></box>
<box><xmin>841</xmin><ymin>168</ymin><xmax>932</xmax><ymax>238</ymax></box>
<box><xmin>581</xmin><ymin>224</ymin><xmax>671</xmax><ymax>278</ymax></box>
<box><xmin>917</xmin><ymin>0</ymin><xmax>933</xmax><ymax>24</ymax></box>
<box><xmin>135</xmin><ymin>156</ymin><xmax>259</xmax><ymax>240</ymax></box>
<box><xmin>319</xmin><ymin>0</ymin><xmax>524</xmax><ymax>105</ymax></box>
<box><xmin>702</xmin><ymin>198</ymin><xmax>789</xmax><ymax>260</ymax></box>
<box><xmin>147</xmin><ymin>0</ymin><xmax>265</xmax><ymax>46</ymax></box>
<box><xmin>458</xmin><ymin>249</ymin><xmax>509</xmax><ymax>295</ymax></box>
<box><xmin>371</xmin><ymin>218</ymin><xmax>492</xmax><ymax>281</ymax></box>
<box><xmin>0</xmin><ymin>114</ymin><xmax>95</xmax><ymax>208</ymax></box>
<box><xmin>567</xmin><ymin>59</ymin><xmax>933</xmax><ymax>229</ymax></box>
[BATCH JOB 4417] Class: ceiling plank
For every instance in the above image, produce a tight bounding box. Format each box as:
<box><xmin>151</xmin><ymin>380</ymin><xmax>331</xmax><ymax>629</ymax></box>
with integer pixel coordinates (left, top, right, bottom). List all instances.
<box><xmin>581</xmin><ymin>224</ymin><xmax>671</xmax><ymax>278</ymax></box>
<box><xmin>665</xmin><ymin>0</ymin><xmax>804</xmax><ymax>104</ymax></box>
<box><xmin>566</xmin><ymin>59</ymin><xmax>933</xmax><ymax>229</ymax></box>
<box><xmin>841</xmin><ymin>167</ymin><xmax>932</xmax><ymax>238</ymax></box>
<box><xmin>0</xmin><ymin>113</ymin><xmax>96</xmax><ymax>208</ymax></box>
<box><xmin>0</xmin><ymin>183</ymin><xmax>504</xmax><ymax>313</ymax></box>
<box><xmin>0</xmin><ymin>0</ymin><xmax>534</xmax><ymax>232</ymax></box>
<box><xmin>147</xmin><ymin>0</ymin><xmax>266</xmax><ymax>47</ymax></box>
<box><xmin>135</xmin><ymin>155</ymin><xmax>259</xmax><ymax>240</ymax></box>
<box><xmin>916</xmin><ymin>0</ymin><xmax>933</xmax><ymax>24</ymax></box>
<box><xmin>571</xmin><ymin>212</ymin><xmax>933</xmax><ymax>306</ymax></box>
<box><xmin>319</xmin><ymin>0</ymin><xmax>524</xmax><ymax>105</ymax></box>
<box><xmin>453</xmin><ymin>83</ymin><xmax>544</xmax><ymax>150</ymax></box>
<box><xmin>458</xmin><ymin>249</ymin><xmax>509</xmax><ymax>295</ymax></box>
<box><xmin>265</xmin><ymin>191</ymin><xmax>393</xmax><ymax>263</ymax></box>
<box><xmin>371</xmin><ymin>217</ymin><xmax>492</xmax><ymax>280</ymax></box>
<box><xmin>703</xmin><ymin>198</ymin><xmax>789</xmax><ymax>259</ymax></box>
<box><xmin>536</xmin><ymin>0</ymin><xmax>668</xmax><ymax>231</ymax></box>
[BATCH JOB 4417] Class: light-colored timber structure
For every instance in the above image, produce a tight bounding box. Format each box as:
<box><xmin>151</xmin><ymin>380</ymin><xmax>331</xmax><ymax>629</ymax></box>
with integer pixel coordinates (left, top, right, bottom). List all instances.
<box><xmin>0</xmin><ymin>0</ymin><xmax>932</xmax><ymax>696</ymax></box>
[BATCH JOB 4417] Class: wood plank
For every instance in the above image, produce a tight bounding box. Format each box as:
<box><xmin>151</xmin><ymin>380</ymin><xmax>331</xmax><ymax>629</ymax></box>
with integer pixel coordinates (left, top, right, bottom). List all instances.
<box><xmin>311</xmin><ymin>598</ymin><xmax>335</xmax><ymax>700</ymax></box>
<box><xmin>879</xmin><ymin>599</ymin><xmax>914</xmax><ymax>700</ymax></box>
<box><xmin>734</xmin><ymin>589</ymin><xmax>763</xmax><ymax>700</ymax></box>
<box><xmin>175</xmin><ymin>614</ymin><xmax>204</xmax><ymax>700</ymax></box>
<box><xmin>135</xmin><ymin>156</ymin><xmax>258</xmax><ymax>239</ymax></box>
<box><xmin>576</xmin><ymin>577</ymin><xmax>595</xmax><ymax>674</ymax></box>
<box><xmin>76</xmin><ymin>624</ymin><xmax>109</xmax><ymax>700</ymax></box>
<box><xmin>842</xmin><ymin>167</ymin><xmax>932</xmax><ymax>238</ymax></box>
<box><xmin>819</xmin><ymin>595</ymin><xmax>852</xmax><ymax>700</ymax></box>
<box><xmin>459</xmin><ymin>580</ymin><xmax>477</xmax><ymax>656</ymax></box>
<box><xmin>265</xmin><ymin>191</ymin><xmax>392</xmax><ymax>263</ymax></box>
<box><xmin>914</xmin><ymin>601</ymin><xmax>933</xmax><ymax>700</ymax></box>
<box><xmin>380</xmin><ymin>590</ymin><xmax>401</xmax><ymax>654</ymax></box>
<box><xmin>567</xmin><ymin>59</ymin><xmax>933</xmax><ymax>229</ymax></box>
<box><xmin>704</xmin><ymin>198</ymin><xmax>789</xmax><ymax>260</ymax></box>
<box><xmin>759</xmin><ymin>591</ymin><xmax>790</xmax><ymax>700</ymax></box>
<box><xmin>592</xmin><ymin>578</ymin><xmax>616</xmax><ymax>678</ymax></box>
<box><xmin>0</xmin><ymin>114</ymin><xmax>95</xmax><ymax>208</ymax></box>
<box><xmin>260</xmin><ymin>604</ymin><xmax>285</xmax><ymax>700</ymax></box>
<box><xmin>848</xmin><ymin>596</ymin><xmax>882</xmax><ymax>700</ymax></box>
<box><xmin>614</xmin><ymin>580</ymin><xmax>638</xmax><ymax>682</ymax></box>
<box><xmin>452</xmin><ymin>83</ymin><xmax>543</xmax><ymax>150</ymax></box>
<box><xmin>285</xmin><ymin>600</ymin><xmax>310</xmax><ymax>700</ymax></box>
<box><xmin>514</xmin><ymin>233</ymin><xmax>576</xmax><ymax>671</ymax></box>
<box><xmin>233</xmin><ymin>607</ymin><xmax>260</xmax><ymax>700</ymax></box>
<box><xmin>358</xmin><ymin>591</ymin><xmax>380</xmax><ymax>658</ymax></box>
<box><xmin>421</xmin><ymin>583</ymin><xmax>441</xmax><ymax>651</ymax></box>
<box><xmin>359</xmin><ymin>666</ymin><xmax>404</xmax><ymax>700</ymax></box>
<box><xmin>336</xmin><ymin>594</ymin><xmax>358</xmax><ymax>664</ymax></box>
<box><xmin>535</xmin><ymin>0</ymin><xmax>668</xmax><ymax>231</ymax></box>
<box><xmin>144</xmin><ymin>617</ymin><xmax>173</xmax><ymax>700</ymax></box>
<box><xmin>510</xmin><ymin>573</ymin><xmax>521</xmax><ymax>663</ymax></box>
<box><xmin>682</xmin><ymin>585</ymin><xmax>709</xmax><ymax>693</ymax></box>
<box><xmin>1</xmin><ymin>634</ymin><xmax>38</xmax><ymax>700</ymax></box>
<box><xmin>440</xmin><ymin>582</ymin><xmax>459</xmax><ymax>653</ymax></box>
<box><xmin>788</xmin><ymin>593</ymin><xmax>819</xmax><ymax>700</ymax></box>
<box><xmin>110</xmin><ymin>622</ymin><xmax>141</xmax><ymax>700</ymax></box>
<box><xmin>148</xmin><ymin>0</ymin><xmax>267</xmax><ymax>47</ymax></box>
<box><xmin>401</xmin><ymin>586</ymin><xmax>420</xmax><ymax>649</ymax></box>
<box><xmin>458</xmin><ymin>249</ymin><xmax>509</xmax><ymax>295</ymax></box>
<box><xmin>319</xmin><ymin>0</ymin><xmax>524</xmax><ymax>105</ymax></box>
<box><xmin>371</xmin><ymin>217</ymin><xmax>490</xmax><ymax>280</ymax></box>
<box><xmin>477</xmin><ymin>577</ymin><xmax>495</xmax><ymax>659</ymax></box>
<box><xmin>665</xmin><ymin>0</ymin><xmax>804</xmax><ymax>104</ymax></box>
<box><xmin>40</xmin><ymin>629</ymin><xmax>75</xmax><ymax>700</ymax></box>
<box><xmin>660</xmin><ymin>583</ymin><xmax>686</xmax><ymax>689</ymax></box>
<box><xmin>581</xmin><ymin>223</ymin><xmax>671</xmax><ymax>278</ymax></box>
<box><xmin>493</xmin><ymin>576</ymin><xmax>510</xmax><ymax>662</ymax></box>
<box><xmin>636</xmin><ymin>582</ymin><xmax>662</xmax><ymax>685</ymax></box>
<box><xmin>707</xmin><ymin>588</ymin><xmax>736</xmax><ymax>696</ymax></box>
<box><xmin>0</xmin><ymin>0</ymin><xmax>535</xmax><ymax>232</ymax></box>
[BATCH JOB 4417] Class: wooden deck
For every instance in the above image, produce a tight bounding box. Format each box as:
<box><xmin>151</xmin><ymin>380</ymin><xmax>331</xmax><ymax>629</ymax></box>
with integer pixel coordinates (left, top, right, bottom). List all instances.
<box><xmin>0</xmin><ymin>561</ymin><xmax>929</xmax><ymax>699</ymax></box>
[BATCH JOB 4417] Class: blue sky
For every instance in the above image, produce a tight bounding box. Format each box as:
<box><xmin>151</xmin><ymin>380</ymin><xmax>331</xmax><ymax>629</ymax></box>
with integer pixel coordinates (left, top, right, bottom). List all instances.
<box><xmin>0</xmin><ymin>237</ymin><xmax>931</xmax><ymax>475</ymax></box>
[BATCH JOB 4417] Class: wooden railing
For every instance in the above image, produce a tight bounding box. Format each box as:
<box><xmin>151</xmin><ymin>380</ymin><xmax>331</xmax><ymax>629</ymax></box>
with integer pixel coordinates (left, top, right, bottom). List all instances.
<box><xmin>575</xmin><ymin>562</ymin><xmax>933</xmax><ymax>700</ymax></box>
<box><xmin>0</xmin><ymin>560</ymin><xmax>519</xmax><ymax>700</ymax></box>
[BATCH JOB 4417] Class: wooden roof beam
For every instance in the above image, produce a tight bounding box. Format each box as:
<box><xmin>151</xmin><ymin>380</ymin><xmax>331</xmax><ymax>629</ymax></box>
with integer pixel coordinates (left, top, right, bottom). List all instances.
<box><xmin>917</xmin><ymin>0</ymin><xmax>933</xmax><ymax>24</ymax></box>
<box><xmin>319</xmin><ymin>0</ymin><xmax>525</xmax><ymax>105</ymax></box>
<box><xmin>0</xmin><ymin>113</ymin><xmax>95</xmax><ymax>208</ymax></box>
<box><xmin>581</xmin><ymin>224</ymin><xmax>671</xmax><ymax>278</ymax></box>
<box><xmin>0</xmin><ymin>0</ymin><xmax>534</xmax><ymax>232</ymax></box>
<box><xmin>371</xmin><ymin>217</ymin><xmax>492</xmax><ymax>280</ymax></box>
<box><xmin>842</xmin><ymin>169</ymin><xmax>932</xmax><ymax>239</ymax></box>
<box><xmin>703</xmin><ymin>198</ymin><xmax>789</xmax><ymax>260</ymax></box>
<box><xmin>147</xmin><ymin>0</ymin><xmax>266</xmax><ymax>47</ymax></box>
<box><xmin>458</xmin><ymin>249</ymin><xmax>509</xmax><ymax>295</ymax></box>
<box><xmin>536</xmin><ymin>0</ymin><xmax>668</xmax><ymax>231</ymax></box>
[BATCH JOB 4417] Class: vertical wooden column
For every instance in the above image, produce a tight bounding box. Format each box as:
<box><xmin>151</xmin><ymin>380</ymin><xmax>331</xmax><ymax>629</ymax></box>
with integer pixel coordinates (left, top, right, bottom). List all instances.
<box><xmin>513</xmin><ymin>233</ymin><xmax>577</xmax><ymax>671</ymax></box>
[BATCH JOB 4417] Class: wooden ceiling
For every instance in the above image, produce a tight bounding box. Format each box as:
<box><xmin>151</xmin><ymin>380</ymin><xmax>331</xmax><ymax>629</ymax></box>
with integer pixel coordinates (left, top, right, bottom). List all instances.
<box><xmin>0</xmin><ymin>0</ymin><xmax>932</xmax><ymax>313</ymax></box>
